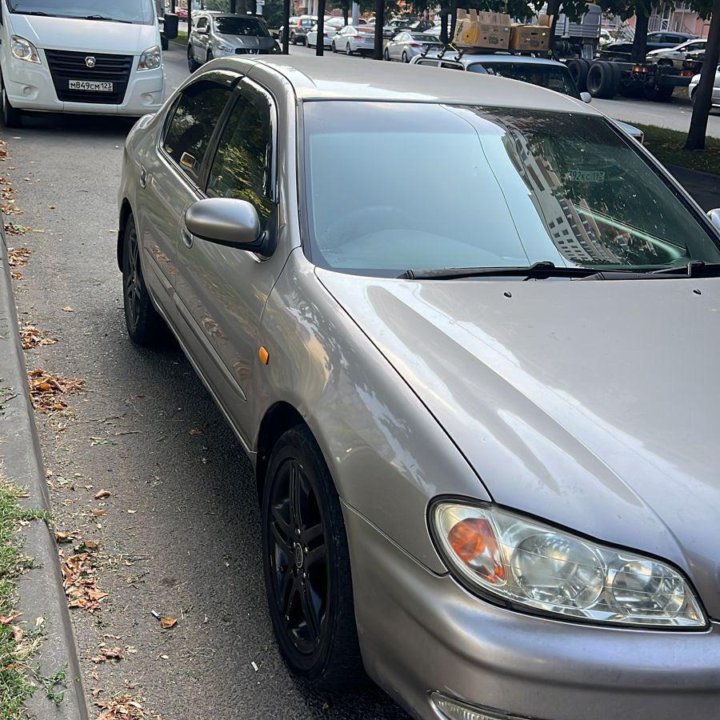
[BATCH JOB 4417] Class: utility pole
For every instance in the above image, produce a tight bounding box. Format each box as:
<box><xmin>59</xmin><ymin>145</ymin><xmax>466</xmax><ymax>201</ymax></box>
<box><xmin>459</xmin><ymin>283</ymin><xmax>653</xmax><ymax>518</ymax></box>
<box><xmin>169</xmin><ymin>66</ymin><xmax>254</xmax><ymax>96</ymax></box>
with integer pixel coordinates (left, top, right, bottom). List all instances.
<box><xmin>316</xmin><ymin>0</ymin><xmax>325</xmax><ymax>55</ymax></box>
<box><xmin>373</xmin><ymin>0</ymin><xmax>383</xmax><ymax>59</ymax></box>
<box><xmin>282</xmin><ymin>0</ymin><xmax>290</xmax><ymax>53</ymax></box>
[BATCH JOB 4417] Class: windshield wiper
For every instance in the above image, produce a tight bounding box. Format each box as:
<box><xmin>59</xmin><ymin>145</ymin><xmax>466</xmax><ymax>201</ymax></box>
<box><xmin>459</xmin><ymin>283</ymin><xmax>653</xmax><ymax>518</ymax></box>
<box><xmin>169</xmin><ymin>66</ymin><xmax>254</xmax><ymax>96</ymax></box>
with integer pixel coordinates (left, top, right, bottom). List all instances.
<box><xmin>14</xmin><ymin>10</ymin><xmax>50</xmax><ymax>15</ymax></box>
<box><xmin>84</xmin><ymin>14</ymin><xmax>131</xmax><ymax>23</ymax></box>
<box><xmin>399</xmin><ymin>261</ymin><xmax>606</xmax><ymax>280</ymax></box>
<box><xmin>651</xmin><ymin>261</ymin><xmax>720</xmax><ymax>277</ymax></box>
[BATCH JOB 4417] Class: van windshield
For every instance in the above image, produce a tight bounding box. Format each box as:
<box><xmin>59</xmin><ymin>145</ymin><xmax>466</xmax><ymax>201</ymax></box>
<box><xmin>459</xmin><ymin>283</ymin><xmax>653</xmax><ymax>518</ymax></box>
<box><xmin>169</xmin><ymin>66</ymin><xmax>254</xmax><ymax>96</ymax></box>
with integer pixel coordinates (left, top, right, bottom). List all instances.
<box><xmin>7</xmin><ymin>0</ymin><xmax>155</xmax><ymax>25</ymax></box>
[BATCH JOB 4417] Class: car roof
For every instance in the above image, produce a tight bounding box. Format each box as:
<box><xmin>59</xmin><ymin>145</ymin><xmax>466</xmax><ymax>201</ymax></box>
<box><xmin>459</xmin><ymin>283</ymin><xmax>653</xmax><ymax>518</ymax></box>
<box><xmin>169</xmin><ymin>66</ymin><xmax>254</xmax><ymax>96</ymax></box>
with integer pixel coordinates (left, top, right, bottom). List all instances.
<box><xmin>232</xmin><ymin>55</ymin><xmax>597</xmax><ymax>113</ymax></box>
<box><xmin>418</xmin><ymin>52</ymin><xmax>566</xmax><ymax>68</ymax></box>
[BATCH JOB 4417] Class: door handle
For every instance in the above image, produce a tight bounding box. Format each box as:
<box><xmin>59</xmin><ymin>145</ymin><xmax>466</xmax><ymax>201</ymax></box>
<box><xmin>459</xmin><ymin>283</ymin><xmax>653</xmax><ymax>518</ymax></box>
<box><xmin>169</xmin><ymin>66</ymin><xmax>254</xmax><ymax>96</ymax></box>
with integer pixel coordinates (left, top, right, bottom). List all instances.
<box><xmin>181</xmin><ymin>228</ymin><xmax>194</xmax><ymax>249</ymax></box>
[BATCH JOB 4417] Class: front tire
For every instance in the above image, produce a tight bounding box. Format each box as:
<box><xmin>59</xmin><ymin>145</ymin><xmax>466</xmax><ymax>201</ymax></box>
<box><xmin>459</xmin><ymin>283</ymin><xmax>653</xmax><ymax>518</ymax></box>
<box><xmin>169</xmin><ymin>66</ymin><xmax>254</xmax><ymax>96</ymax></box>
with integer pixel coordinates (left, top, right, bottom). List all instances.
<box><xmin>346</xmin><ymin>42</ymin><xmax>352</xmax><ymax>56</ymax></box>
<box><xmin>187</xmin><ymin>45</ymin><xmax>200</xmax><ymax>72</ymax></box>
<box><xmin>402</xmin><ymin>50</ymin><xmax>409</xmax><ymax>63</ymax></box>
<box><xmin>122</xmin><ymin>215</ymin><xmax>166</xmax><ymax>347</ymax></box>
<box><xmin>331</xmin><ymin>41</ymin><xmax>337</xmax><ymax>53</ymax></box>
<box><xmin>1</xmin><ymin>78</ymin><xmax>21</xmax><ymax>128</ymax></box>
<box><xmin>262</xmin><ymin>427</ymin><xmax>365</xmax><ymax>690</ymax></box>
<box><xmin>383</xmin><ymin>47</ymin><xmax>390</xmax><ymax>61</ymax></box>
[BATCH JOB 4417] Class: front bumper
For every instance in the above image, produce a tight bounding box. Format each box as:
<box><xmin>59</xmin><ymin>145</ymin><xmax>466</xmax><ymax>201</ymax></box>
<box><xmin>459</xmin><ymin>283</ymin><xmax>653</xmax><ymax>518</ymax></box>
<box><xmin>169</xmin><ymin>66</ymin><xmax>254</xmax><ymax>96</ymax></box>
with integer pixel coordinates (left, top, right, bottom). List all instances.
<box><xmin>343</xmin><ymin>504</ymin><xmax>720</xmax><ymax>720</ymax></box>
<box><xmin>5</xmin><ymin>56</ymin><xmax>163</xmax><ymax>116</ymax></box>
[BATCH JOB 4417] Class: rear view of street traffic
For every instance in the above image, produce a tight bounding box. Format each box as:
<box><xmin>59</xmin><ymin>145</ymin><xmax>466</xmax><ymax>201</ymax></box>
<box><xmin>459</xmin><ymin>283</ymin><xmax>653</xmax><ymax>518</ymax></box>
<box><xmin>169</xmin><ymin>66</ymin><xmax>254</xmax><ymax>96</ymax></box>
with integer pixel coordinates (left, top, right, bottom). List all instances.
<box><xmin>2</xmin><ymin>1</ymin><xmax>720</xmax><ymax>719</ymax></box>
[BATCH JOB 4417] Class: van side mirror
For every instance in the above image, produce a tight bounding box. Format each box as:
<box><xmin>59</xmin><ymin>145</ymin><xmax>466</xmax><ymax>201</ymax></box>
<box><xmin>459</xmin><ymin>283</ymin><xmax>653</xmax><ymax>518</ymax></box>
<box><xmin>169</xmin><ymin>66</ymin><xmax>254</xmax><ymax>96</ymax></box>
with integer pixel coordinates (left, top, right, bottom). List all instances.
<box><xmin>185</xmin><ymin>198</ymin><xmax>264</xmax><ymax>251</ymax></box>
<box><xmin>708</xmin><ymin>208</ymin><xmax>720</xmax><ymax>232</ymax></box>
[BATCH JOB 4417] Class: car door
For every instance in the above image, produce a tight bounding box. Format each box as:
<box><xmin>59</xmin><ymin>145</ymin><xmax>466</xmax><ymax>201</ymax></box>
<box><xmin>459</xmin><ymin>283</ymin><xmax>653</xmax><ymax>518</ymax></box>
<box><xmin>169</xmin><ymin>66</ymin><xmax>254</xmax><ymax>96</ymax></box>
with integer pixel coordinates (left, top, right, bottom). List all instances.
<box><xmin>173</xmin><ymin>79</ymin><xmax>284</xmax><ymax>446</ymax></box>
<box><xmin>392</xmin><ymin>32</ymin><xmax>406</xmax><ymax>59</ymax></box>
<box><xmin>138</xmin><ymin>71</ymin><xmax>237</xmax><ymax>325</ymax></box>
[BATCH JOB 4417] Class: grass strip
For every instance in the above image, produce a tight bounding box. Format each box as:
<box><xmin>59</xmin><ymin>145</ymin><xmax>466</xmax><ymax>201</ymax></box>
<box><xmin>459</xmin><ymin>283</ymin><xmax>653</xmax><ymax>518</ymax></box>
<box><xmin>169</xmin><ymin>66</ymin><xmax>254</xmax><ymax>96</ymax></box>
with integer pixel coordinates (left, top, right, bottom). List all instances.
<box><xmin>638</xmin><ymin>124</ymin><xmax>720</xmax><ymax>177</ymax></box>
<box><xmin>0</xmin><ymin>477</ymin><xmax>50</xmax><ymax>719</ymax></box>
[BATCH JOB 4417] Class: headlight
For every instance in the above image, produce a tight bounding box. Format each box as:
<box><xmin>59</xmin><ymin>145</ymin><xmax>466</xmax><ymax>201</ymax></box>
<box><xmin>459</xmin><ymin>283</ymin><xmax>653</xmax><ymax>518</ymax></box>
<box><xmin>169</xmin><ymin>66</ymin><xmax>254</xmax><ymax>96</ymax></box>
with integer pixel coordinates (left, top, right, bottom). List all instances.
<box><xmin>431</xmin><ymin>501</ymin><xmax>706</xmax><ymax>628</ymax></box>
<box><xmin>217</xmin><ymin>43</ymin><xmax>234</xmax><ymax>54</ymax></box>
<box><xmin>138</xmin><ymin>45</ymin><xmax>161</xmax><ymax>71</ymax></box>
<box><xmin>11</xmin><ymin>36</ymin><xmax>40</xmax><ymax>64</ymax></box>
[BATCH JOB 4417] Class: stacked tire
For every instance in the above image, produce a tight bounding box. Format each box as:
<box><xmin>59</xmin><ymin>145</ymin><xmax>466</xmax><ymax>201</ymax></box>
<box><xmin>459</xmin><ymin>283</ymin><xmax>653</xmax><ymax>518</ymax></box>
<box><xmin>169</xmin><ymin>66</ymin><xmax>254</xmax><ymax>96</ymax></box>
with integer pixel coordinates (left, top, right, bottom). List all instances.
<box><xmin>567</xmin><ymin>58</ymin><xmax>591</xmax><ymax>93</ymax></box>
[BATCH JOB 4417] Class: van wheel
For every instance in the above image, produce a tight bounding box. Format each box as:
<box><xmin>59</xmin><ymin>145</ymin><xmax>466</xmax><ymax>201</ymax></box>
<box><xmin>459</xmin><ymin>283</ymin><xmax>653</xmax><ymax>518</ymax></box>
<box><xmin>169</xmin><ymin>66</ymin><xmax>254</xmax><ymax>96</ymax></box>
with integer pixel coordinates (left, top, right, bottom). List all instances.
<box><xmin>122</xmin><ymin>214</ymin><xmax>166</xmax><ymax>347</ymax></box>
<box><xmin>262</xmin><ymin>426</ymin><xmax>366</xmax><ymax>690</ymax></box>
<box><xmin>1</xmin><ymin>80</ymin><xmax>21</xmax><ymax>128</ymax></box>
<box><xmin>161</xmin><ymin>34</ymin><xmax>169</xmax><ymax>51</ymax></box>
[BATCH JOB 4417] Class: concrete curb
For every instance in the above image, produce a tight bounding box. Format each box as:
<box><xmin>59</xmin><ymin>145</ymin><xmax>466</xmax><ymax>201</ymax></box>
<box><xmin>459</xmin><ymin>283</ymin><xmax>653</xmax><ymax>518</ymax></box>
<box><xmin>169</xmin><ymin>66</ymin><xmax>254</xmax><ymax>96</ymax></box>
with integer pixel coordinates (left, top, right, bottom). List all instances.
<box><xmin>0</xmin><ymin>222</ymin><xmax>89</xmax><ymax>720</ymax></box>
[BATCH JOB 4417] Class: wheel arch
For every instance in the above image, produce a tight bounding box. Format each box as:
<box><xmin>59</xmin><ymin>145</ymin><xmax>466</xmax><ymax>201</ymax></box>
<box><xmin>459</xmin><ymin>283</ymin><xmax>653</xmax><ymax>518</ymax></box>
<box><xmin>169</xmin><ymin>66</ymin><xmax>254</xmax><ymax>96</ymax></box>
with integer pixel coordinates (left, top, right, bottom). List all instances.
<box><xmin>255</xmin><ymin>401</ymin><xmax>312</xmax><ymax>499</ymax></box>
<box><xmin>117</xmin><ymin>199</ymin><xmax>133</xmax><ymax>272</ymax></box>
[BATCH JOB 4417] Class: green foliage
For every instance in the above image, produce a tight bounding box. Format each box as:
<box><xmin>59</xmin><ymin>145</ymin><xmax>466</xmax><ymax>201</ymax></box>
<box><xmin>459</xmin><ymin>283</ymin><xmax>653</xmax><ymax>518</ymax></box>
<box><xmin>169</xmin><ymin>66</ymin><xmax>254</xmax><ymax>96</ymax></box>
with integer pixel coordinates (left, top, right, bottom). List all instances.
<box><xmin>0</xmin><ymin>481</ymin><xmax>49</xmax><ymax>720</ymax></box>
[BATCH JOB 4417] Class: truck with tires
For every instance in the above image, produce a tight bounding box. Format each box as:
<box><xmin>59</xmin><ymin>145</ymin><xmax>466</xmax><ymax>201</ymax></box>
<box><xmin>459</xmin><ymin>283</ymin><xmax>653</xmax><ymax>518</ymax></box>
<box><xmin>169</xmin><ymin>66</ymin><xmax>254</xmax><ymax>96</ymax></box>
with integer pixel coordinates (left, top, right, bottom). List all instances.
<box><xmin>540</xmin><ymin>3</ymin><xmax>695</xmax><ymax>102</ymax></box>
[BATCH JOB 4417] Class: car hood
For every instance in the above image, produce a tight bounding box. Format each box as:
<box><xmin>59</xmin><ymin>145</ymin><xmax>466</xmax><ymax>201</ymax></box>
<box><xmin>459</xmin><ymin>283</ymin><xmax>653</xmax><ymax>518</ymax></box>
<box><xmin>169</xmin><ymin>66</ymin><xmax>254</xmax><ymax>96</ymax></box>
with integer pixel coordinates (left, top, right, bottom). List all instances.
<box><xmin>217</xmin><ymin>33</ymin><xmax>276</xmax><ymax>49</ymax></box>
<box><xmin>318</xmin><ymin>270</ymin><xmax>720</xmax><ymax>618</ymax></box>
<box><xmin>9</xmin><ymin>13</ymin><xmax>157</xmax><ymax>53</ymax></box>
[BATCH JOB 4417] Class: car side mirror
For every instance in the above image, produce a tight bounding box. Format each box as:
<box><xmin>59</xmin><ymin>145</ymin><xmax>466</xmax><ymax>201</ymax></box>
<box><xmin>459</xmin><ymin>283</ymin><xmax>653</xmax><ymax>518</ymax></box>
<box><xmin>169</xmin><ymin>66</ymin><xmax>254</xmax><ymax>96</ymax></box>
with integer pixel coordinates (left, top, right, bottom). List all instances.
<box><xmin>185</xmin><ymin>198</ymin><xmax>264</xmax><ymax>251</ymax></box>
<box><xmin>580</xmin><ymin>91</ymin><xmax>592</xmax><ymax>103</ymax></box>
<box><xmin>708</xmin><ymin>208</ymin><xmax>720</xmax><ymax>232</ymax></box>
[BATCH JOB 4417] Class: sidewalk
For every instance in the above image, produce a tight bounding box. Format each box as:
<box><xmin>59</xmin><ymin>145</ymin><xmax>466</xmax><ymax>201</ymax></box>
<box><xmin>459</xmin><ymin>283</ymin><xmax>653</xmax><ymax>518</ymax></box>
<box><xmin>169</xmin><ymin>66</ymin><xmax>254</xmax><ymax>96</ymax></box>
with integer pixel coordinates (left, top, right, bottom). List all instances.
<box><xmin>0</xmin><ymin>223</ymin><xmax>88</xmax><ymax>720</ymax></box>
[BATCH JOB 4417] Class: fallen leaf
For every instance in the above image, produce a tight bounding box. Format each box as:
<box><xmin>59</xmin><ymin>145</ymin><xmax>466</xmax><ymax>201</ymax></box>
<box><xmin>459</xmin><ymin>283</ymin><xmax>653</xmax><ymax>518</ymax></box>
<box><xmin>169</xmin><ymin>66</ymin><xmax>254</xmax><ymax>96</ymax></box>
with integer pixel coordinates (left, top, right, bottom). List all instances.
<box><xmin>159</xmin><ymin>616</ymin><xmax>177</xmax><ymax>630</ymax></box>
<box><xmin>61</xmin><ymin>306</ymin><xmax>74</xmax><ymax>313</ymax></box>
<box><xmin>0</xmin><ymin>613</ymin><xmax>21</xmax><ymax>625</ymax></box>
<box><xmin>27</xmin><ymin>368</ymin><xmax>83</xmax><ymax>414</ymax></box>
<box><xmin>94</xmin><ymin>490</ymin><xmax>111</xmax><ymax>500</ymax></box>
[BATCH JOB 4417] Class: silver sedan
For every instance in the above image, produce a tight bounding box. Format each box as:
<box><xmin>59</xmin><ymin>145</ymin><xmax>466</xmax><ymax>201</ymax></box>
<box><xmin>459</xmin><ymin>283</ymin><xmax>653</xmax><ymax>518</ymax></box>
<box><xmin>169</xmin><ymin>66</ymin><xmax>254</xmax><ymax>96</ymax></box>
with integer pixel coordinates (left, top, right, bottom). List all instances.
<box><xmin>118</xmin><ymin>55</ymin><xmax>720</xmax><ymax>720</ymax></box>
<box><xmin>383</xmin><ymin>31</ymin><xmax>442</xmax><ymax>62</ymax></box>
<box><xmin>331</xmin><ymin>24</ymin><xmax>376</xmax><ymax>55</ymax></box>
<box><xmin>689</xmin><ymin>64</ymin><xmax>720</xmax><ymax>107</ymax></box>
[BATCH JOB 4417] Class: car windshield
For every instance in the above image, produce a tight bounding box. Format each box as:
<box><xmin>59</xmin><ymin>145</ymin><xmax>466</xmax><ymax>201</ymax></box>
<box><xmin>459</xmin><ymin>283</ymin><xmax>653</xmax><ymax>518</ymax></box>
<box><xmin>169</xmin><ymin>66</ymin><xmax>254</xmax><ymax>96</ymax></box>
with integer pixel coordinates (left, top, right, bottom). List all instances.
<box><xmin>7</xmin><ymin>0</ymin><xmax>155</xmax><ymax>23</ymax></box>
<box><xmin>214</xmin><ymin>16</ymin><xmax>268</xmax><ymax>36</ymax></box>
<box><xmin>302</xmin><ymin>102</ymin><xmax>720</xmax><ymax>276</ymax></box>
<box><xmin>468</xmin><ymin>63</ymin><xmax>580</xmax><ymax>99</ymax></box>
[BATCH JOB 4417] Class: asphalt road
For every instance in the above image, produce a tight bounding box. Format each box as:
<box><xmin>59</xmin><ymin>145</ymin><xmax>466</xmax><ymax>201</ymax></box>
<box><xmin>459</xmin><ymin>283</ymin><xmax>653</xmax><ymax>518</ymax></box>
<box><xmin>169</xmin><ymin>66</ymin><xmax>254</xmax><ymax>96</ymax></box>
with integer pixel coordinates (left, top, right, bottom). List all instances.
<box><xmin>7</xmin><ymin>45</ymin><xmax>408</xmax><ymax>720</ymax></box>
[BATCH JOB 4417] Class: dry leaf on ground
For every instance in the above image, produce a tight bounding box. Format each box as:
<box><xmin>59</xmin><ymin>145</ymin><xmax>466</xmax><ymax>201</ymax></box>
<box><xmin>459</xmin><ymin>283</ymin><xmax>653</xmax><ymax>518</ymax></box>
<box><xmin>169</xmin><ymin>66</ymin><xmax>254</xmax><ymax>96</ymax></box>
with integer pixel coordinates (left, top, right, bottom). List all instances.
<box><xmin>95</xmin><ymin>694</ymin><xmax>158</xmax><ymax>720</ymax></box>
<box><xmin>20</xmin><ymin>324</ymin><xmax>57</xmax><ymax>350</ymax></box>
<box><xmin>159</xmin><ymin>616</ymin><xmax>177</xmax><ymax>630</ymax></box>
<box><xmin>8</xmin><ymin>246</ymin><xmax>30</xmax><ymax>268</ymax></box>
<box><xmin>28</xmin><ymin>368</ymin><xmax>83</xmax><ymax>413</ymax></box>
<box><xmin>62</xmin><ymin>306</ymin><xmax>74</xmax><ymax>313</ymax></box>
<box><xmin>94</xmin><ymin>489</ymin><xmax>111</xmax><ymax>500</ymax></box>
<box><xmin>60</xmin><ymin>542</ymin><xmax>107</xmax><ymax>613</ymax></box>
<box><xmin>91</xmin><ymin>646</ymin><xmax>123</xmax><ymax>664</ymax></box>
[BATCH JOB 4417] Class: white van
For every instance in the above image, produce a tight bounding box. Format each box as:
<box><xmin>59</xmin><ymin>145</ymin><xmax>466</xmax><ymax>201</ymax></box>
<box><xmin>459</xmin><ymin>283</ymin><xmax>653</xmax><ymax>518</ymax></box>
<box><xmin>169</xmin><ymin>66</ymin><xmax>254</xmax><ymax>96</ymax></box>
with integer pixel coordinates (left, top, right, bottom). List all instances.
<box><xmin>0</xmin><ymin>0</ymin><xmax>165</xmax><ymax>126</ymax></box>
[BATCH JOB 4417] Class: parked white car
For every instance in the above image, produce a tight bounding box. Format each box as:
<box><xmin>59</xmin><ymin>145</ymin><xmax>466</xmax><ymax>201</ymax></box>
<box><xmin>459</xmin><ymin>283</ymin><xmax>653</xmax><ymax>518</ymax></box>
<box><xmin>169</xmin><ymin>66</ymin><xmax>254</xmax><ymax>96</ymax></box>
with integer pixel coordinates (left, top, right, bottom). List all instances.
<box><xmin>689</xmin><ymin>65</ymin><xmax>720</xmax><ymax>107</ymax></box>
<box><xmin>331</xmin><ymin>25</ymin><xmax>376</xmax><ymax>55</ymax></box>
<box><xmin>647</xmin><ymin>38</ymin><xmax>707</xmax><ymax>70</ymax></box>
<box><xmin>383</xmin><ymin>31</ymin><xmax>442</xmax><ymax>62</ymax></box>
<box><xmin>0</xmin><ymin>0</ymin><xmax>164</xmax><ymax>127</ymax></box>
<box><xmin>307</xmin><ymin>17</ymin><xmax>359</xmax><ymax>49</ymax></box>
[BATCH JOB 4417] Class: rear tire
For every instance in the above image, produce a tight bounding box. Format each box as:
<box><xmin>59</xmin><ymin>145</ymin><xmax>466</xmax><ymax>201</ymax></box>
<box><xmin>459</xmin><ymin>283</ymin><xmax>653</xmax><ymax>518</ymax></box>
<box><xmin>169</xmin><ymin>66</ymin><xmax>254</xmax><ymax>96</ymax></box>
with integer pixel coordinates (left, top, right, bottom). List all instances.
<box><xmin>331</xmin><ymin>41</ymin><xmax>337</xmax><ymax>53</ymax></box>
<box><xmin>587</xmin><ymin>61</ymin><xmax>618</xmax><ymax>99</ymax></box>
<box><xmin>567</xmin><ymin>58</ymin><xmax>590</xmax><ymax>92</ymax></box>
<box><xmin>383</xmin><ymin>47</ymin><xmax>390</xmax><ymax>61</ymax></box>
<box><xmin>261</xmin><ymin>426</ymin><xmax>366</xmax><ymax>691</ymax></box>
<box><xmin>122</xmin><ymin>215</ymin><xmax>166</xmax><ymax>347</ymax></box>
<box><xmin>346</xmin><ymin>42</ymin><xmax>352</xmax><ymax>56</ymax></box>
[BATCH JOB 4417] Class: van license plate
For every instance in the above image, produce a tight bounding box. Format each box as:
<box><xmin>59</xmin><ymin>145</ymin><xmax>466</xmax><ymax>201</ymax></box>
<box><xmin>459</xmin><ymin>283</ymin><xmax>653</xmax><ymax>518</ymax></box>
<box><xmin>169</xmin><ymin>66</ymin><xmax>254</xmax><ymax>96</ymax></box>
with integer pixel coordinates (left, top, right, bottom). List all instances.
<box><xmin>68</xmin><ymin>80</ymin><xmax>114</xmax><ymax>92</ymax></box>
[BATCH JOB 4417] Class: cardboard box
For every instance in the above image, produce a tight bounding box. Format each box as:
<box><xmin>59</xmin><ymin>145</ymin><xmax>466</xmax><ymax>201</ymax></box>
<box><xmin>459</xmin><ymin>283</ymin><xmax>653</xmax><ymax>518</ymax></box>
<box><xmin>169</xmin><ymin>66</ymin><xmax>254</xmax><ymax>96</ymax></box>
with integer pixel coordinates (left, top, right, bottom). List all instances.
<box><xmin>454</xmin><ymin>9</ymin><xmax>511</xmax><ymax>50</ymax></box>
<box><xmin>509</xmin><ymin>24</ymin><xmax>551</xmax><ymax>52</ymax></box>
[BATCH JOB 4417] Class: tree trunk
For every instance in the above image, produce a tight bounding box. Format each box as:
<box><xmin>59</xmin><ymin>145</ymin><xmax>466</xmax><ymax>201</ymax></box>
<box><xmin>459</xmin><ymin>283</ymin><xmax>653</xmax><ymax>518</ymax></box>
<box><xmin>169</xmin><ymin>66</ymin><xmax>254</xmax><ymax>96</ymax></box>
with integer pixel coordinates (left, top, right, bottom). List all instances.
<box><xmin>449</xmin><ymin>0</ymin><xmax>458</xmax><ymax>43</ymax></box>
<box><xmin>342</xmin><ymin>4</ymin><xmax>348</xmax><ymax>25</ymax></box>
<box><xmin>545</xmin><ymin>0</ymin><xmax>561</xmax><ymax>54</ymax></box>
<box><xmin>440</xmin><ymin>10</ymin><xmax>449</xmax><ymax>45</ymax></box>
<box><xmin>631</xmin><ymin>6</ymin><xmax>649</xmax><ymax>64</ymax></box>
<box><xmin>685</xmin><ymin>0</ymin><xmax>720</xmax><ymax>151</ymax></box>
<box><xmin>373</xmin><ymin>0</ymin><xmax>384</xmax><ymax>60</ymax></box>
<box><xmin>230</xmin><ymin>0</ymin><xmax>237</xmax><ymax>13</ymax></box>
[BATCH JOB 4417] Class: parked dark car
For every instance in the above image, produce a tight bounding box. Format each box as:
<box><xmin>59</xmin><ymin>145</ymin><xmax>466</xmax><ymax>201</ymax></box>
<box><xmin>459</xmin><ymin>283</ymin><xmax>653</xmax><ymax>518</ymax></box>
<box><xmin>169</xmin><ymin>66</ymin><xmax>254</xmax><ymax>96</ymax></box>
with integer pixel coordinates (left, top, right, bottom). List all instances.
<box><xmin>600</xmin><ymin>30</ymin><xmax>698</xmax><ymax>59</ymax></box>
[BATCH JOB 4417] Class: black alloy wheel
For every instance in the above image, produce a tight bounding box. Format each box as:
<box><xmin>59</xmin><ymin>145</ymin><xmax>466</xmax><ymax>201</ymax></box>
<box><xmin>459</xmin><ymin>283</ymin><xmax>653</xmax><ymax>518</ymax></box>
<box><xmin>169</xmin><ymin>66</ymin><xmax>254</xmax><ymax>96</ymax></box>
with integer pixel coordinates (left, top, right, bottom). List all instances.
<box><xmin>262</xmin><ymin>427</ymin><xmax>364</xmax><ymax>689</ymax></box>
<box><xmin>122</xmin><ymin>215</ymin><xmax>166</xmax><ymax>347</ymax></box>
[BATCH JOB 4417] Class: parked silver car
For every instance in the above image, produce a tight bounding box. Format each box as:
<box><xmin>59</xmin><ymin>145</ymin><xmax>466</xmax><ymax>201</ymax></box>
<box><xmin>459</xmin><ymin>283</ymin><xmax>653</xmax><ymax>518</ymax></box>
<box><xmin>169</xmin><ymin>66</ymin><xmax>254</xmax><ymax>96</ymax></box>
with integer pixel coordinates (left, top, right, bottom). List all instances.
<box><xmin>331</xmin><ymin>24</ymin><xmax>376</xmax><ymax>55</ymax></box>
<box><xmin>647</xmin><ymin>38</ymin><xmax>707</xmax><ymax>69</ymax></box>
<box><xmin>412</xmin><ymin>52</ymin><xmax>645</xmax><ymax>141</ymax></box>
<box><xmin>383</xmin><ymin>31</ymin><xmax>442</xmax><ymax>62</ymax></box>
<box><xmin>689</xmin><ymin>64</ymin><xmax>720</xmax><ymax>107</ymax></box>
<box><xmin>118</xmin><ymin>56</ymin><xmax>720</xmax><ymax>720</ymax></box>
<box><xmin>187</xmin><ymin>11</ymin><xmax>277</xmax><ymax>70</ymax></box>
